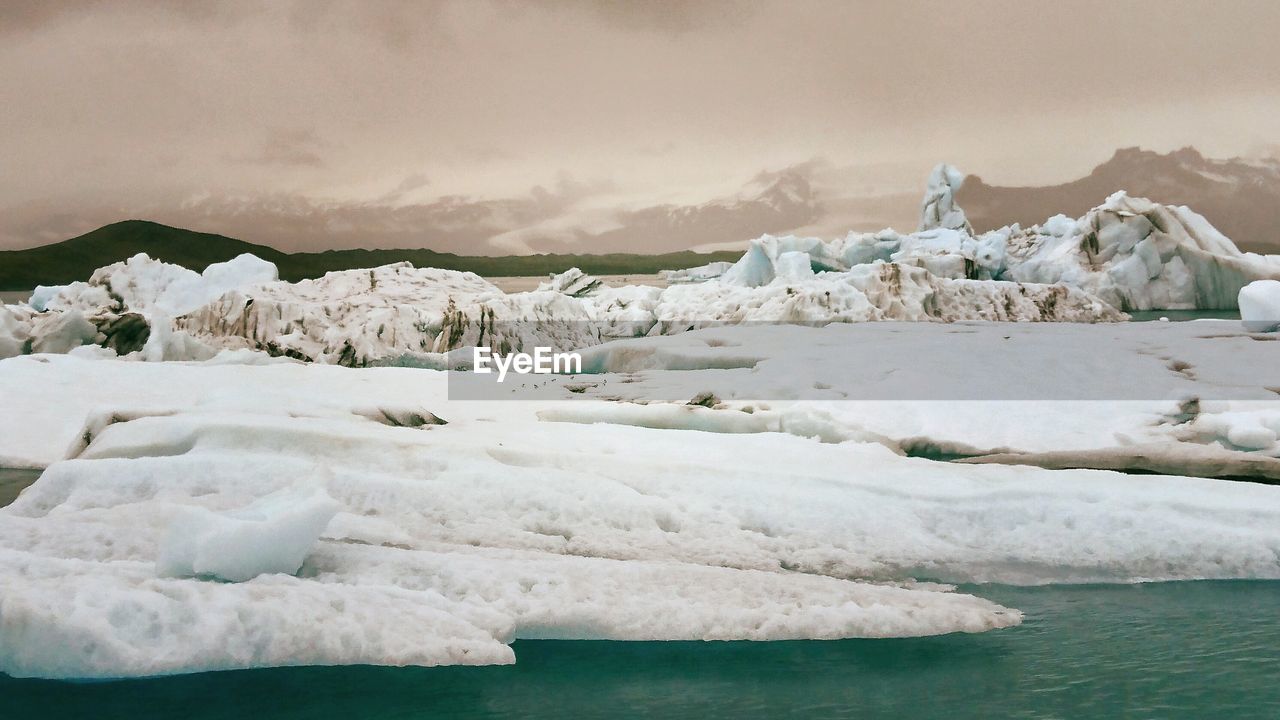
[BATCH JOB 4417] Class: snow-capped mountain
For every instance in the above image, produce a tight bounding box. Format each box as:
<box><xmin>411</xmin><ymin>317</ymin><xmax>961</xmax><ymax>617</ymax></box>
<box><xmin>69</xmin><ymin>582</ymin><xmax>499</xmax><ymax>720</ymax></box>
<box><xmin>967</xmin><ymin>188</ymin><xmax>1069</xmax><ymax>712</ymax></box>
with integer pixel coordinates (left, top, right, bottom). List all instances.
<box><xmin>581</xmin><ymin>169</ymin><xmax>822</xmax><ymax>254</ymax></box>
<box><xmin>960</xmin><ymin>148</ymin><xmax>1280</xmax><ymax>253</ymax></box>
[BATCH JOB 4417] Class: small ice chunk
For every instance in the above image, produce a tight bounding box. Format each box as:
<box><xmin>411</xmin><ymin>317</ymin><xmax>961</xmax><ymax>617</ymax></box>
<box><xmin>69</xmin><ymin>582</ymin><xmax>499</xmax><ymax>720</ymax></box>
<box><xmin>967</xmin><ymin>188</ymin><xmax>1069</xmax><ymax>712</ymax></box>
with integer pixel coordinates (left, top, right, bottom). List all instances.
<box><xmin>28</xmin><ymin>286</ymin><xmax>65</xmax><ymax>312</ymax></box>
<box><xmin>157</xmin><ymin>486</ymin><xmax>339</xmax><ymax>582</ymax></box>
<box><xmin>774</xmin><ymin>251</ymin><xmax>815</xmax><ymax>282</ymax></box>
<box><xmin>1228</xmin><ymin>424</ymin><xmax>1278</xmax><ymax>451</ymax></box>
<box><xmin>200</xmin><ymin>253</ymin><xmax>279</xmax><ymax>290</ymax></box>
<box><xmin>537</xmin><ymin>268</ymin><xmax>602</xmax><ymax>297</ymax></box>
<box><xmin>1240</xmin><ymin>280</ymin><xmax>1280</xmax><ymax>332</ymax></box>
<box><xmin>661</xmin><ymin>261</ymin><xmax>733</xmax><ymax>284</ymax></box>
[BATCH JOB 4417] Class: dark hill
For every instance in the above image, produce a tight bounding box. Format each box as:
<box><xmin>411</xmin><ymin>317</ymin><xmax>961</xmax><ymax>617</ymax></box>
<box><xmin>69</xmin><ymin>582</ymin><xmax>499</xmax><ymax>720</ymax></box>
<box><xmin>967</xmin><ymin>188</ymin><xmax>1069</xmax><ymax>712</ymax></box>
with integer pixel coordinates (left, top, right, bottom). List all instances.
<box><xmin>0</xmin><ymin>220</ymin><xmax>741</xmax><ymax>290</ymax></box>
<box><xmin>0</xmin><ymin>221</ymin><xmax>291</xmax><ymax>289</ymax></box>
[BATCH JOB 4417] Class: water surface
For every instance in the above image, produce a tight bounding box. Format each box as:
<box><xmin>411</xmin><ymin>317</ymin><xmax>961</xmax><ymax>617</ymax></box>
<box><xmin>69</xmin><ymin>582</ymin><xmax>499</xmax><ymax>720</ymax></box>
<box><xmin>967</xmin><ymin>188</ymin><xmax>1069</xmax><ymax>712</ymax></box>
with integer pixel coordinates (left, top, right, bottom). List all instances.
<box><xmin>1128</xmin><ymin>309</ymin><xmax>1241</xmax><ymax>322</ymax></box>
<box><xmin>4</xmin><ymin>581</ymin><xmax>1278</xmax><ymax>719</ymax></box>
<box><xmin>0</xmin><ymin>467</ymin><xmax>40</xmax><ymax>506</ymax></box>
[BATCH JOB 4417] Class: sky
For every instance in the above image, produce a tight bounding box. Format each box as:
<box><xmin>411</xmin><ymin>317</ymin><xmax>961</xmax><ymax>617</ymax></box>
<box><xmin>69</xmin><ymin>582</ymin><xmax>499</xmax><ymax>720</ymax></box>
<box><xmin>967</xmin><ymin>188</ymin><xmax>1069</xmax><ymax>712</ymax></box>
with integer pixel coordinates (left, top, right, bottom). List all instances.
<box><xmin>2</xmin><ymin>0</ymin><xmax>1279</xmax><ymax>253</ymax></box>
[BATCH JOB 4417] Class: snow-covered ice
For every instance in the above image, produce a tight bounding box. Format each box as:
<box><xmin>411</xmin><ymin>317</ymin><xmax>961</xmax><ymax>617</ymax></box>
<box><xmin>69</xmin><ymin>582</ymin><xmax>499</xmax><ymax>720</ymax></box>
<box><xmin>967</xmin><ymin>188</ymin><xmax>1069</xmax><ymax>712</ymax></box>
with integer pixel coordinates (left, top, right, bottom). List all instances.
<box><xmin>0</xmin><ymin>396</ymin><xmax>1025</xmax><ymax>678</ymax></box>
<box><xmin>36</xmin><ymin>252</ymin><xmax>278</xmax><ymax>317</ymax></box>
<box><xmin>156</xmin><ymin>485</ymin><xmax>339</xmax><ymax>582</ymax></box>
<box><xmin>157</xmin><ymin>257</ymin><xmax>1121</xmax><ymax>366</ymax></box>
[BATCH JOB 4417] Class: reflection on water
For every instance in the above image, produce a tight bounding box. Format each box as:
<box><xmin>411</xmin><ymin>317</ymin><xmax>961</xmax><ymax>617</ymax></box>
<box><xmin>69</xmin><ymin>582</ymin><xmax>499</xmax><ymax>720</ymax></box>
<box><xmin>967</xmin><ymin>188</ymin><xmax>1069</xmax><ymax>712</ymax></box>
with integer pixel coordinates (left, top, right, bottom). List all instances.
<box><xmin>3</xmin><ymin>581</ymin><xmax>1278</xmax><ymax>719</ymax></box>
<box><xmin>0</xmin><ymin>467</ymin><xmax>41</xmax><ymax>507</ymax></box>
<box><xmin>1128</xmin><ymin>309</ymin><xmax>1241</xmax><ymax>322</ymax></box>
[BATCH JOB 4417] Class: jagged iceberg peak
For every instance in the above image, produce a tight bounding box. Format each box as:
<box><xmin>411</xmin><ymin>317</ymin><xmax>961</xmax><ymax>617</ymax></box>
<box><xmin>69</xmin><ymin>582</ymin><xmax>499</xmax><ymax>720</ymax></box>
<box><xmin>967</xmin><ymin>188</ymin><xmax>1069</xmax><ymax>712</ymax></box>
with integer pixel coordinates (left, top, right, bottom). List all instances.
<box><xmin>537</xmin><ymin>267</ymin><xmax>603</xmax><ymax>297</ymax></box>
<box><xmin>918</xmin><ymin>163</ymin><xmax>973</xmax><ymax>233</ymax></box>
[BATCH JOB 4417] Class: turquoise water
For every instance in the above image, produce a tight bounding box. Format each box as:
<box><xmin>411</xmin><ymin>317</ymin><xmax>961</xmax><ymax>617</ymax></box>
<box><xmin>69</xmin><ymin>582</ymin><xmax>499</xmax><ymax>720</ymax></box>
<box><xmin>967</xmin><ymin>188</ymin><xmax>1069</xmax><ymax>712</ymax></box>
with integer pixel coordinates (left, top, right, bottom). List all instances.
<box><xmin>4</xmin><ymin>581</ymin><xmax>1279</xmax><ymax>719</ymax></box>
<box><xmin>1128</xmin><ymin>309</ymin><xmax>1240</xmax><ymax>322</ymax></box>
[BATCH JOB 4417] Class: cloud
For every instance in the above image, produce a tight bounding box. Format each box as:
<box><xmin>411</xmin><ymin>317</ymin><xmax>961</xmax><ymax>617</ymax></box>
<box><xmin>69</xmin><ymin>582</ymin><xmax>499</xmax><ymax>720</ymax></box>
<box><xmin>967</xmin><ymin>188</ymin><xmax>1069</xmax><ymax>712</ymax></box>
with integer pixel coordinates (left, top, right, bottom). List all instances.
<box><xmin>234</xmin><ymin>128</ymin><xmax>331</xmax><ymax>168</ymax></box>
<box><xmin>1247</xmin><ymin>143</ymin><xmax>1280</xmax><ymax>162</ymax></box>
<box><xmin>2</xmin><ymin>0</ymin><xmax>1279</xmax><ymax>255</ymax></box>
<box><xmin>541</xmin><ymin>0</ymin><xmax>755</xmax><ymax>34</ymax></box>
<box><xmin>396</xmin><ymin>172</ymin><xmax>429</xmax><ymax>191</ymax></box>
<box><xmin>285</xmin><ymin>0</ymin><xmax>451</xmax><ymax>49</ymax></box>
<box><xmin>0</xmin><ymin>164</ymin><xmax>835</xmax><ymax>256</ymax></box>
<box><xmin>0</xmin><ymin>0</ymin><xmax>249</xmax><ymax>35</ymax></box>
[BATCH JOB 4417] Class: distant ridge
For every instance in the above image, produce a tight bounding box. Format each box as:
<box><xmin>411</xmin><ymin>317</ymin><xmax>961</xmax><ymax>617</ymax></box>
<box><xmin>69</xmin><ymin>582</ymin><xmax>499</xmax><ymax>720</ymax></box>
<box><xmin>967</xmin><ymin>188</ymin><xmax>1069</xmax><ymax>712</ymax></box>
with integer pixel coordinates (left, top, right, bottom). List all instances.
<box><xmin>959</xmin><ymin>147</ymin><xmax>1280</xmax><ymax>253</ymax></box>
<box><xmin>0</xmin><ymin>221</ymin><xmax>290</xmax><ymax>289</ymax></box>
<box><xmin>0</xmin><ymin>220</ymin><xmax>741</xmax><ymax>291</ymax></box>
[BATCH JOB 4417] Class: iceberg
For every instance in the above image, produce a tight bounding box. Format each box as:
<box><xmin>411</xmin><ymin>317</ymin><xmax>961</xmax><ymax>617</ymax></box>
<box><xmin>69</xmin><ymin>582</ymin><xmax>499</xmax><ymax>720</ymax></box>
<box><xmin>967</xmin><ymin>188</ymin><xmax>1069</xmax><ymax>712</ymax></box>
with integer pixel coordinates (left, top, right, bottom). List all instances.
<box><xmin>179</xmin><ymin>263</ymin><xmax>607</xmax><ymax>365</ymax></box>
<box><xmin>918</xmin><ymin>163</ymin><xmax>973</xmax><ymax>233</ymax></box>
<box><xmin>173</xmin><ymin>259</ymin><xmax>1121</xmax><ymax>366</ymax></box>
<box><xmin>720</xmin><ymin>183</ymin><xmax>1280</xmax><ymax>311</ymax></box>
<box><xmin>38</xmin><ymin>252</ymin><xmax>278</xmax><ymax>318</ymax></box>
<box><xmin>1003</xmin><ymin>193</ymin><xmax>1280</xmax><ymax>310</ymax></box>
<box><xmin>1240</xmin><ymin>280</ymin><xmax>1280</xmax><ymax>332</ymax></box>
<box><xmin>5</xmin><ymin>253</ymin><xmax>278</xmax><ymax>362</ymax></box>
<box><xmin>6</xmin><ymin>162</ymin><xmax>1280</xmax><ymax>365</ymax></box>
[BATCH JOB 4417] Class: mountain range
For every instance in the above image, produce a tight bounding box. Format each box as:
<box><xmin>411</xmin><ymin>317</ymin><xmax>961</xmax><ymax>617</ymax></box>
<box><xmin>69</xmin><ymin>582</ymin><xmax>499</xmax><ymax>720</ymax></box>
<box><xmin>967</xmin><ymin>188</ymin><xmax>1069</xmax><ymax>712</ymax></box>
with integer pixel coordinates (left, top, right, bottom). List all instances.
<box><xmin>959</xmin><ymin>147</ymin><xmax>1280</xmax><ymax>253</ymax></box>
<box><xmin>4</xmin><ymin>147</ymin><xmax>1278</xmax><ymax>291</ymax></box>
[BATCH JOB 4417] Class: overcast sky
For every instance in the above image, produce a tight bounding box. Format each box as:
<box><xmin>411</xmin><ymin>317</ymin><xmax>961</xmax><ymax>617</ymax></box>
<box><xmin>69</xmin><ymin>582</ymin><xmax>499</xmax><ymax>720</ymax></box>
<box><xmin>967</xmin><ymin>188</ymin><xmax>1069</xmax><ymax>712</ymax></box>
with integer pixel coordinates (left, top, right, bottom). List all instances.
<box><xmin>3</xmin><ymin>0</ymin><xmax>1279</xmax><ymax>253</ymax></box>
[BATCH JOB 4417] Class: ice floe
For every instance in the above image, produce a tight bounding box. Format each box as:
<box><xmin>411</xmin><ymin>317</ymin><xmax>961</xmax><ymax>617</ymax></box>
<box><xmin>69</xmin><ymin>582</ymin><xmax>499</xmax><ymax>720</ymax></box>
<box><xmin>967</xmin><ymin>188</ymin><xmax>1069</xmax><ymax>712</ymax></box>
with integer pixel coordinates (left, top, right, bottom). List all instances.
<box><xmin>0</xmin><ymin>402</ymin><xmax>1025</xmax><ymax>679</ymax></box>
